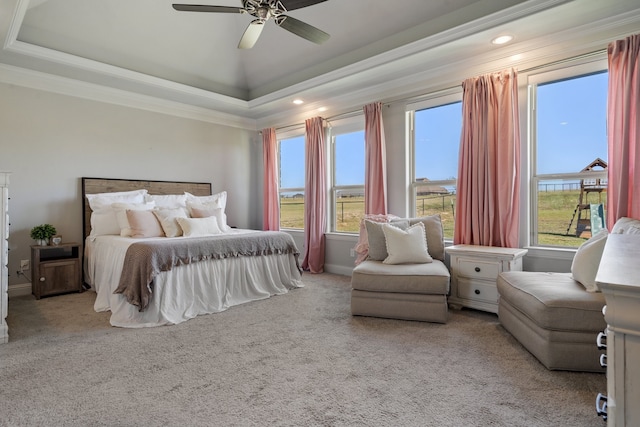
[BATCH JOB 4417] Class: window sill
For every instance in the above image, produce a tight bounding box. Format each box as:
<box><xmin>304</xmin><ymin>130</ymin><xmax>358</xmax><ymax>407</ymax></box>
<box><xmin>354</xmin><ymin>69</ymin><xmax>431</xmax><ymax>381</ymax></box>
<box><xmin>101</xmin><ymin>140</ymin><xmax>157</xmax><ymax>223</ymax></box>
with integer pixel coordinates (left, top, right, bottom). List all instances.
<box><xmin>524</xmin><ymin>245</ymin><xmax>576</xmax><ymax>261</ymax></box>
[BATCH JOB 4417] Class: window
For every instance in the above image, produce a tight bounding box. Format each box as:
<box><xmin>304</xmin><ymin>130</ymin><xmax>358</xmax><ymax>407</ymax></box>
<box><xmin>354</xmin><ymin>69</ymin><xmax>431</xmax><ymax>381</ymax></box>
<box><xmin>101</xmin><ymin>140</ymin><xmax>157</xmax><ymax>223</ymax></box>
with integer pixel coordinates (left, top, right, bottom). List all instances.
<box><xmin>409</xmin><ymin>95</ymin><xmax>462</xmax><ymax>240</ymax></box>
<box><xmin>530</xmin><ymin>65</ymin><xmax>608</xmax><ymax>247</ymax></box>
<box><xmin>279</xmin><ymin>135</ymin><xmax>305</xmax><ymax>229</ymax></box>
<box><xmin>332</xmin><ymin>130</ymin><xmax>365</xmax><ymax>233</ymax></box>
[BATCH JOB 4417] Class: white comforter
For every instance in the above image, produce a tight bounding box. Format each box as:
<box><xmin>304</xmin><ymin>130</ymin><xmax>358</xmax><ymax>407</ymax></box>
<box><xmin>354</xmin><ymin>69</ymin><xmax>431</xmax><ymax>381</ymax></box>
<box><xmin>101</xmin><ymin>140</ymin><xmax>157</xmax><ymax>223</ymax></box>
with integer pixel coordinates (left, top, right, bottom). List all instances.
<box><xmin>84</xmin><ymin>229</ymin><xmax>303</xmax><ymax>328</ymax></box>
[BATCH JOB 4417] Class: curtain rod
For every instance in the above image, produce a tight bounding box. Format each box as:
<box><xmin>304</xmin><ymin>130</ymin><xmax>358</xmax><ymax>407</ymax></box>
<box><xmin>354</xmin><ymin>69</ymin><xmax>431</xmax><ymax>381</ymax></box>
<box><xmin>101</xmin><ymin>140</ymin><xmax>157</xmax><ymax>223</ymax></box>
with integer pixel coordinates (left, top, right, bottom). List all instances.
<box><xmin>273</xmin><ymin>109</ymin><xmax>363</xmax><ymax>133</ymax></box>
<box><xmin>272</xmin><ymin>48</ymin><xmax>608</xmax><ymax>133</ymax></box>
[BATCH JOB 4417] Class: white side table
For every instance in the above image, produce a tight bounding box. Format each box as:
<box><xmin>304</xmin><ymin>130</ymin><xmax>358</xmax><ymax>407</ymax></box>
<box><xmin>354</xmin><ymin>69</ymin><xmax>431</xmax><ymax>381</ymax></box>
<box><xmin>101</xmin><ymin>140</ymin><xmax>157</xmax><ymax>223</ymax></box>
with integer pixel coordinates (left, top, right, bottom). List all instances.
<box><xmin>446</xmin><ymin>244</ymin><xmax>528</xmax><ymax>314</ymax></box>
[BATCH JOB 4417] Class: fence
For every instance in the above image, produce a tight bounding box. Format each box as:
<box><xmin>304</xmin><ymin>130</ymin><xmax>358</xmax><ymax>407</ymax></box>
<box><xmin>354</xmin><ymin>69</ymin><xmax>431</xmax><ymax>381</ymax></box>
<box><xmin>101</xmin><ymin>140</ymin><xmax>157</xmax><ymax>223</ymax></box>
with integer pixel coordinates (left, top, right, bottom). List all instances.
<box><xmin>537</xmin><ymin>182</ymin><xmax>581</xmax><ymax>192</ymax></box>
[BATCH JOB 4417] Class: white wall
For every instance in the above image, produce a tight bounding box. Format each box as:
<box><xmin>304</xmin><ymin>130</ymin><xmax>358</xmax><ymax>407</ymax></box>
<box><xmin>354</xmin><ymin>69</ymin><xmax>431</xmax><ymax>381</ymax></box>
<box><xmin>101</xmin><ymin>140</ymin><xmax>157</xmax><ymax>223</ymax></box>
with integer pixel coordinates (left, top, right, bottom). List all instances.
<box><xmin>0</xmin><ymin>82</ymin><xmax>260</xmax><ymax>288</ymax></box>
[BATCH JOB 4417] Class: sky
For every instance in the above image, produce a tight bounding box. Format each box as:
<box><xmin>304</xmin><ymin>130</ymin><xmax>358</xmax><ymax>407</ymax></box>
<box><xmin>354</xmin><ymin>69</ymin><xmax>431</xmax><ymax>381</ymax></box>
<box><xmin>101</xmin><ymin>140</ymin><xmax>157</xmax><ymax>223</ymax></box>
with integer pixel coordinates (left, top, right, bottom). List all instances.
<box><xmin>280</xmin><ymin>71</ymin><xmax>608</xmax><ymax>188</ymax></box>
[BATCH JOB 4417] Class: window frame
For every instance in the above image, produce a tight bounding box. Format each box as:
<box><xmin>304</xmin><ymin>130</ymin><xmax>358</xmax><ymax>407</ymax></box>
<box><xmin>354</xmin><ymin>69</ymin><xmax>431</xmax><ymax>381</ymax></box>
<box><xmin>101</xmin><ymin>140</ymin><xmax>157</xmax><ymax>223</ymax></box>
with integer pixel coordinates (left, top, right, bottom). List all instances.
<box><xmin>329</xmin><ymin>115</ymin><xmax>365</xmax><ymax>234</ymax></box>
<box><xmin>527</xmin><ymin>58</ymin><xmax>608</xmax><ymax>248</ymax></box>
<box><xmin>407</xmin><ymin>89</ymin><xmax>462</xmax><ymax>240</ymax></box>
<box><xmin>277</xmin><ymin>129</ymin><xmax>306</xmax><ymax>231</ymax></box>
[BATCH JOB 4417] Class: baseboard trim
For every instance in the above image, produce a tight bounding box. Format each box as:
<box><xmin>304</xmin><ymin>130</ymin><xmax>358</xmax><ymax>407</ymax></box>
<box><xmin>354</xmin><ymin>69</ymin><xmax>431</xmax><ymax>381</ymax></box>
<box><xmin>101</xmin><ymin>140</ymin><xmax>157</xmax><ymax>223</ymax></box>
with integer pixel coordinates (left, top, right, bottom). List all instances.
<box><xmin>8</xmin><ymin>282</ymin><xmax>32</xmax><ymax>298</ymax></box>
<box><xmin>323</xmin><ymin>264</ymin><xmax>353</xmax><ymax>277</ymax></box>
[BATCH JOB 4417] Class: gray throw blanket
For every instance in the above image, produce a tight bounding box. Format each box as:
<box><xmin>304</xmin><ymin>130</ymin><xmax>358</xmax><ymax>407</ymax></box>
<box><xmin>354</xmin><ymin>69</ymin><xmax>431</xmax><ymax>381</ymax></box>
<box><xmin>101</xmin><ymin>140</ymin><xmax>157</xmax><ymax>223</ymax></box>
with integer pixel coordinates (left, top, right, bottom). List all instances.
<box><xmin>114</xmin><ymin>231</ymin><xmax>301</xmax><ymax>312</ymax></box>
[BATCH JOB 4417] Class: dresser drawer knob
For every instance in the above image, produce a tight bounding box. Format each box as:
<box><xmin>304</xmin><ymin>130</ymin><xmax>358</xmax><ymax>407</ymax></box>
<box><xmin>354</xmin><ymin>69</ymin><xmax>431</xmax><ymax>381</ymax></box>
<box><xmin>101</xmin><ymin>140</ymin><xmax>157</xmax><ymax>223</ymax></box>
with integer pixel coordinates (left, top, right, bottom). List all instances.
<box><xmin>596</xmin><ymin>393</ymin><xmax>608</xmax><ymax>419</ymax></box>
<box><xmin>40</xmin><ymin>277</ymin><xmax>46</xmax><ymax>282</ymax></box>
<box><xmin>474</xmin><ymin>289</ymin><xmax>480</xmax><ymax>295</ymax></box>
<box><xmin>597</xmin><ymin>332</ymin><xmax>607</xmax><ymax>350</ymax></box>
<box><xmin>474</xmin><ymin>267</ymin><xmax>481</xmax><ymax>272</ymax></box>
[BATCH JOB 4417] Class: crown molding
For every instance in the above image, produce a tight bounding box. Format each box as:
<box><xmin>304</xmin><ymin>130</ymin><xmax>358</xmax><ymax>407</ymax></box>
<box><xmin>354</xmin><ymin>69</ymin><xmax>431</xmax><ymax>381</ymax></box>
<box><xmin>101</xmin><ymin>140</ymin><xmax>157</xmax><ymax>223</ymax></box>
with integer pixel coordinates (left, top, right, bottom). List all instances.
<box><xmin>0</xmin><ymin>63</ymin><xmax>257</xmax><ymax>130</ymax></box>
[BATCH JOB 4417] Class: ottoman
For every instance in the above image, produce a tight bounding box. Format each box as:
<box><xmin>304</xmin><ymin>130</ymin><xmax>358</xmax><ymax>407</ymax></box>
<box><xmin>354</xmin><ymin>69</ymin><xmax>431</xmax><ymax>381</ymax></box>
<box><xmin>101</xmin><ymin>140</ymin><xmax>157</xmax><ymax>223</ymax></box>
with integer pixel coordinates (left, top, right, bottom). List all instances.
<box><xmin>497</xmin><ymin>271</ymin><xmax>607</xmax><ymax>372</ymax></box>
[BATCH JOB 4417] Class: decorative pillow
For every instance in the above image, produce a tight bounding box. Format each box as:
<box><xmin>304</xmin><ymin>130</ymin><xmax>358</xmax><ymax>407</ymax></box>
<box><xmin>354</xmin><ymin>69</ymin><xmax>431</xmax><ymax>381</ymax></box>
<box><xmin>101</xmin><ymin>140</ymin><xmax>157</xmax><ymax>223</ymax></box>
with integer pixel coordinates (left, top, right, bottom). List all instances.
<box><xmin>405</xmin><ymin>215</ymin><xmax>445</xmax><ymax>261</ymax></box>
<box><xmin>571</xmin><ymin>229</ymin><xmax>609</xmax><ymax>292</ymax></box>
<box><xmin>190</xmin><ymin>205</ymin><xmax>229</xmax><ymax>231</ymax></box>
<box><xmin>112</xmin><ymin>202</ymin><xmax>156</xmax><ymax>237</ymax></box>
<box><xmin>611</xmin><ymin>217</ymin><xmax>640</xmax><ymax>235</ymax></box>
<box><xmin>126</xmin><ymin>210</ymin><xmax>165</xmax><ymax>238</ymax></box>
<box><xmin>188</xmin><ymin>202</ymin><xmax>230</xmax><ymax>231</ymax></box>
<box><xmin>364</xmin><ymin>220</ymin><xmax>409</xmax><ymax>261</ymax></box>
<box><xmin>144</xmin><ymin>194</ymin><xmax>187</xmax><ymax>209</ymax></box>
<box><xmin>153</xmin><ymin>207</ymin><xmax>188</xmax><ymax>237</ymax></box>
<box><xmin>86</xmin><ymin>189</ymin><xmax>147</xmax><ymax>211</ymax></box>
<box><xmin>176</xmin><ymin>216</ymin><xmax>222</xmax><ymax>237</ymax></box>
<box><xmin>382</xmin><ymin>222</ymin><xmax>433</xmax><ymax>265</ymax></box>
<box><xmin>89</xmin><ymin>208</ymin><xmax>122</xmax><ymax>236</ymax></box>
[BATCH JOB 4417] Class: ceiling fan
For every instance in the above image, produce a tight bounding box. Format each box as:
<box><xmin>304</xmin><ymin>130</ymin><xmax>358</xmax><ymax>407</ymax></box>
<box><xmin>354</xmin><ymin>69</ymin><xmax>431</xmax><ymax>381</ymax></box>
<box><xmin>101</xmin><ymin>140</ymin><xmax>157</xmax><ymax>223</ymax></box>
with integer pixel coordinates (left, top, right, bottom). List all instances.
<box><xmin>172</xmin><ymin>0</ymin><xmax>330</xmax><ymax>49</ymax></box>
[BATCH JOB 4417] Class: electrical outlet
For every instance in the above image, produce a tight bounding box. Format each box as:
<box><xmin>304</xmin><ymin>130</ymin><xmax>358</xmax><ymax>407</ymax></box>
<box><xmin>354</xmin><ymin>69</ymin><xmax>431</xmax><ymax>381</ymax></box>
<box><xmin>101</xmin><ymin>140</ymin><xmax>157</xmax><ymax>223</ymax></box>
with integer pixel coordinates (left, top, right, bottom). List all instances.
<box><xmin>349</xmin><ymin>248</ymin><xmax>355</xmax><ymax>257</ymax></box>
<box><xmin>20</xmin><ymin>259</ymin><xmax>29</xmax><ymax>270</ymax></box>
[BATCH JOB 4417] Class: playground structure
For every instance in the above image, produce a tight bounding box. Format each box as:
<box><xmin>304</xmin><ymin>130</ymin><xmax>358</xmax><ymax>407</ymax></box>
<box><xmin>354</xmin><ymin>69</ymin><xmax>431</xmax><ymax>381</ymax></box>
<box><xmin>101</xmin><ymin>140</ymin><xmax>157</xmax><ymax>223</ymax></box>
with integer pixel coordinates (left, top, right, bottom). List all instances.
<box><xmin>565</xmin><ymin>158</ymin><xmax>607</xmax><ymax>238</ymax></box>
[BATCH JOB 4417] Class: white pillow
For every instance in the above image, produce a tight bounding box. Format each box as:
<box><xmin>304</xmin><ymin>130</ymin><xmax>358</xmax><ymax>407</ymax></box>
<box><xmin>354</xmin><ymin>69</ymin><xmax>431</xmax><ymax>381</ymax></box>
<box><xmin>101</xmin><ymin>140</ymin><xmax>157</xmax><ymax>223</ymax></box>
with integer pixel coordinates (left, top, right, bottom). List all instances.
<box><xmin>86</xmin><ymin>189</ymin><xmax>147</xmax><ymax>210</ymax></box>
<box><xmin>144</xmin><ymin>194</ymin><xmax>187</xmax><ymax>209</ymax></box>
<box><xmin>382</xmin><ymin>222</ymin><xmax>433</xmax><ymax>265</ymax></box>
<box><xmin>189</xmin><ymin>203</ymin><xmax>230</xmax><ymax>232</ymax></box>
<box><xmin>571</xmin><ymin>229</ymin><xmax>609</xmax><ymax>292</ymax></box>
<box><xmin>87</xmin><ymin>190</ymin><xmax>149</xmax><ymax>236</ymax></box>
<box><xmin>112</xmin><ymin>202</ymin><xmax>156</xmax><ymax>237</ymax></box>
<box><xmin>153</xmin><ymin>207</ymin><xmax>188</xmax><ymax>238</ymax></box>
<box><xmin>185</xmin><ymin>191</ymin><xmax>227</xmax><ymax>211</ymax></box>
<box><xmin>89</xmin><ymin>208</ymin><xmax>121</xmax><ymax>236</ymax></box>
<box><xmin>176</xmin><ymin>216</ymin><xmax>222</xmax><ymax>237</ymax></box>
<box><xmin>611</xmin><ymin>217</ymin><xmax>640</xmax><ymax>235</ymax></box>
<box><xmin>126</xmin><ymin>210</ymin><xmax>165</xmax><ymax>238</ymax></box>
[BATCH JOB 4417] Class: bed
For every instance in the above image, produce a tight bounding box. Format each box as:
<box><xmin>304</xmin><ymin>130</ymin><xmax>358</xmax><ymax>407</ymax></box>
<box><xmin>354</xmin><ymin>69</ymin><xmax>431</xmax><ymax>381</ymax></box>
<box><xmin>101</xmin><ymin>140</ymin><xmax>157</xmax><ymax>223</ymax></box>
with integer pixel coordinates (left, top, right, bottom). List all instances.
<box><xmin>82</xmin><ymin>177</ymin><xmax>303</xmax><ymax>328</ymax></box>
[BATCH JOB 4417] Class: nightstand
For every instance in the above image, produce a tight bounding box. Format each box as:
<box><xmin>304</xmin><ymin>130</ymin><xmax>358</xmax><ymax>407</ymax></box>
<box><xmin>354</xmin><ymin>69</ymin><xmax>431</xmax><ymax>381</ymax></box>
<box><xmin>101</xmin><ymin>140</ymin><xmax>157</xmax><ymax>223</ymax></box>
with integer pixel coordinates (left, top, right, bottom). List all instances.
<box><xmin>31</xmin><ymin>242</ymin><xmax>82</xmax><ymax>299</ymax></box>
<box><xmin>446</xmin><ymin>244</ymin><xmax>528</xmax><ymax>314</ymax></box>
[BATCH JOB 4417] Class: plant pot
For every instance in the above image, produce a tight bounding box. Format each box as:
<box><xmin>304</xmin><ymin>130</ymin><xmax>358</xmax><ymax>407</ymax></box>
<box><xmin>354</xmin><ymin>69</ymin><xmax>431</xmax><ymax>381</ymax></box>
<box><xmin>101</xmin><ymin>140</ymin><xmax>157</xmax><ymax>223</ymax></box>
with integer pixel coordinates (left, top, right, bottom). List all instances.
<box><xmin>36</xmin><ymin>239</ymin><xmax>49</xmax><ymax>246</ymax></box>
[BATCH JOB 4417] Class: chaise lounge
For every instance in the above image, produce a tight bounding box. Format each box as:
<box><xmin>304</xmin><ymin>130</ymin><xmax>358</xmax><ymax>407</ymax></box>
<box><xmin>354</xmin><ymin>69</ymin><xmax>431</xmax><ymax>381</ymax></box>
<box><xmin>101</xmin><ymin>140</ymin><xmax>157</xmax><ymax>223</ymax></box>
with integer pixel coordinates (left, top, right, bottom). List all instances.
<box><xmin>497</xmin><ymin>270</ymin><xmax>606</xmax><ymax>372</ymax></box>
<box><xmin>497</xmin><ymin>217</ymin><xmax>640</xmax><ymax>372</ymax></box>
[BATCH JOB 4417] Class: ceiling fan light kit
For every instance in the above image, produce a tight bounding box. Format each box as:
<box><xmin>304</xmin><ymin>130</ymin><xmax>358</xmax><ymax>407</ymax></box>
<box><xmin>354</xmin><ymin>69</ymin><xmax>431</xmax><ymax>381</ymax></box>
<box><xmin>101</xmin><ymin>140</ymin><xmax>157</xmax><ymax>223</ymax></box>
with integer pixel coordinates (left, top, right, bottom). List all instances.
<box><xmin>172</xmin><ymin>0</ymin><xmax>330</xmax><ymax>49</ymax></box>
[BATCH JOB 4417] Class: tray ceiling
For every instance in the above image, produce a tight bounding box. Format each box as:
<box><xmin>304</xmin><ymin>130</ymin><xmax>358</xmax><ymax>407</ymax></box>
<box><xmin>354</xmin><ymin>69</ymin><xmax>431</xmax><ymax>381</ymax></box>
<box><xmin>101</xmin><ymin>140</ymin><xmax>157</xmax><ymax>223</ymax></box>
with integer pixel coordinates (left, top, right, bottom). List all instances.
<box><xmin>1</xmin><ymin>0</ymin><xmax>640</xmax><ymax>127</ymax></box>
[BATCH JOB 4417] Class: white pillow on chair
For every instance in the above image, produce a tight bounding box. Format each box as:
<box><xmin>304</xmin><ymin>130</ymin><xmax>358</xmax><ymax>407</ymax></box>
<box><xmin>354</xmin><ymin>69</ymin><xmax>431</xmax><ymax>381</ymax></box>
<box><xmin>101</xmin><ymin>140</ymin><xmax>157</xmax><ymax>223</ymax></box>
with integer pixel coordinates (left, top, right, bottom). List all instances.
<box><xmin>382</xmin><ymin>222</ymin><xmax>433</xmax><ymax>265</ymax></box>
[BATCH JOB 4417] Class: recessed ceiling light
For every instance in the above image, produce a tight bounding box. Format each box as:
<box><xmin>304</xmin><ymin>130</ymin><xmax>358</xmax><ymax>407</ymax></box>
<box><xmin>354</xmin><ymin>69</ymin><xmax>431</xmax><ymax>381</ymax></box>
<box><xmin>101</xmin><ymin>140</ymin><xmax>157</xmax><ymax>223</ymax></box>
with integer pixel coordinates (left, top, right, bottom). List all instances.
<box><xmin>491</xmin><ymin>35</ymin><xmax>513</xmax><ymax>45</ymax></box>
<box><xmin>293</xmin><ymin>99</ymin><xmax>304</xmax><ymax>105</ymax></box>
<box><xmin>318</xmin><ymin>107</ymin><xmax>327</xmax><ymax>112</ymax></box>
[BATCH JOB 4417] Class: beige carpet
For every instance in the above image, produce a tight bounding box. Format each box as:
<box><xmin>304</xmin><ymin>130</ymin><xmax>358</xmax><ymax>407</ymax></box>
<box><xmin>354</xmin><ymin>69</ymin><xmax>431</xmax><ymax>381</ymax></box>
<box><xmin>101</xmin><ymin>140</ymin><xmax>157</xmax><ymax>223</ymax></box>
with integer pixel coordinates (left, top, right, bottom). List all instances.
<box><xmin>1</xmin><ymin>273</ymin><xmax>605</xmax><ymax>426</ymax></box>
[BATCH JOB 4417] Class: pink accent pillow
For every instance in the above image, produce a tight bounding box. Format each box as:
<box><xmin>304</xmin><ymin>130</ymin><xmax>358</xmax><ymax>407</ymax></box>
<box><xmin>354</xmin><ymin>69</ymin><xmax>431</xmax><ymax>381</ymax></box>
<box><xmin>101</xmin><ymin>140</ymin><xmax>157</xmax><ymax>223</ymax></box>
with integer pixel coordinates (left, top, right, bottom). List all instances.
<box><xmin>126</xmin><ymin>210</ymin><xmax>165</xmax><ymax>238</ymax></box>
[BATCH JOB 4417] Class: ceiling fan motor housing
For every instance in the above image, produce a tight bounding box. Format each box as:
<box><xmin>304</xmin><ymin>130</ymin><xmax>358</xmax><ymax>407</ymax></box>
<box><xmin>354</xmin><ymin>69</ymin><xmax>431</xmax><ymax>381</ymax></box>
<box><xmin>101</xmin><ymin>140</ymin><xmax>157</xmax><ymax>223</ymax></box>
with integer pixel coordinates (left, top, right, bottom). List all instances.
<box><xmin>244</xmin><ymin>0</ymin><xmax>287</xmax><ymax>21</ymax></box>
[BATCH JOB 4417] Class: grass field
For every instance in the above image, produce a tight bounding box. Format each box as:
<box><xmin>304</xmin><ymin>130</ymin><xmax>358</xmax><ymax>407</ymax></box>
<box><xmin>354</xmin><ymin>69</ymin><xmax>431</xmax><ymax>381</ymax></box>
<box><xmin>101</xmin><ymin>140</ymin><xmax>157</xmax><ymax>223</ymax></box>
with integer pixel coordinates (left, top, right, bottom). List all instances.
<box><xmin>280</xmin><ymin>189</ymin><xmax>603</xmax><ymax>248</ymax></box>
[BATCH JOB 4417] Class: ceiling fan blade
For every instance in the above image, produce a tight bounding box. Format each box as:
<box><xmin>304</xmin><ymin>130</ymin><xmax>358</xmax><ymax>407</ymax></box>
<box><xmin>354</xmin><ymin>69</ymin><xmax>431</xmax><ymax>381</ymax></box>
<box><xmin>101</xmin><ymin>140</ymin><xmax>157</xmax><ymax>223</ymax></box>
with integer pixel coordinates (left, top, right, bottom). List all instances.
<box><xmin>279</xmin><ymin>0</ymin><xmax>328</xmax><ymax>11</ymax></box>
<box><xmin>172</xmin><ymin>4</ymin><xmax>242</xmax><ymax>13</ymax></box>
<box><xmin>277</xmin><ymin>15</ymin><xmax>329</xmax><ymax>44</ymax></box>
<box><xmin>238</xmin><ymin>20</ymin><xmax>265</xmax><ymax>49</ymax></box>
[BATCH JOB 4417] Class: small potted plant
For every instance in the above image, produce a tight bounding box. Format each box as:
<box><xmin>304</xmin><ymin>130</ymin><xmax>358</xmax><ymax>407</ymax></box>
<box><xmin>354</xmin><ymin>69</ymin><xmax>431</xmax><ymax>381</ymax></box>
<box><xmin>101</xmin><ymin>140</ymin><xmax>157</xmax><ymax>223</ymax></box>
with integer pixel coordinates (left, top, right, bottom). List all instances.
<box><xmin>30</xmin><ymin>224</ymin><xmax>57</xmax><ymax>246</ymax></box>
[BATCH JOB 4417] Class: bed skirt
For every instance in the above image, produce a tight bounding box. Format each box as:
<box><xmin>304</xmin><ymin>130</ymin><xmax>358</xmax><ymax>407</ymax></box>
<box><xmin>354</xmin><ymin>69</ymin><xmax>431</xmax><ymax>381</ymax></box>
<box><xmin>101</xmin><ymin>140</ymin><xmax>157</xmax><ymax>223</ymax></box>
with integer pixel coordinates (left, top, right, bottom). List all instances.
<box><xmin>92</xmin><ymin>253</ymin><xmax>303</xmax><ymax>328</ymax></box>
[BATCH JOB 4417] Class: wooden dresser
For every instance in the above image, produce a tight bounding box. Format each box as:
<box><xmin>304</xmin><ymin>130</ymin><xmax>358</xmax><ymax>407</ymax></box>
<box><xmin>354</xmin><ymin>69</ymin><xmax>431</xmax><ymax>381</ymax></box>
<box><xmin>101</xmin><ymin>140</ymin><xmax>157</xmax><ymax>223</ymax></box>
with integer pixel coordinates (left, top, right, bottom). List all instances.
<box><xmin>31</xmin><ymin>242</ymin><xmax>82</xmax><ymax>299</ymax></box>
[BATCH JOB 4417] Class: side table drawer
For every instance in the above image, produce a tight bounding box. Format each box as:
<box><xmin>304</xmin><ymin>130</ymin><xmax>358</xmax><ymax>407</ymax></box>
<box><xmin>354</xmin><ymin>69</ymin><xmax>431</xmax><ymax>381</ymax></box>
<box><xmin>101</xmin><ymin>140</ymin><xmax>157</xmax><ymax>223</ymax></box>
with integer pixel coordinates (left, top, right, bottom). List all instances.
<box><xmin>456</xmin><ymin>258</ymin><xmax>501</xmax><ymax>280</ymax></box>
<box><xmin>457</xmin><ymin>277</ymin><xmax>499</xmax><ymax>304</ymax></box>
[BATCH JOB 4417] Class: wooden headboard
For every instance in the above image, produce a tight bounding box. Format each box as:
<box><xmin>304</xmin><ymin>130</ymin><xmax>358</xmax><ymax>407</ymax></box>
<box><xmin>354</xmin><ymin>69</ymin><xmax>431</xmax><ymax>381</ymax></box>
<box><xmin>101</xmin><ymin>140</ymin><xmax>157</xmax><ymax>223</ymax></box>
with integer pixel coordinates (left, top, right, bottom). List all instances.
<box><xmin>81</xmin><ymin>177</ymin><xmax>212</xmax><ymax>242</ymax></box>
